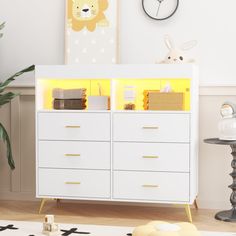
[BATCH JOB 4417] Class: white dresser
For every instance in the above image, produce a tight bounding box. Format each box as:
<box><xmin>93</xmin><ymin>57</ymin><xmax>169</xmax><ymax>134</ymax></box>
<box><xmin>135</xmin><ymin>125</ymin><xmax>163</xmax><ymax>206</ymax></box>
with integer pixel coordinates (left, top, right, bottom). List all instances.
<box><xmin>35</xmin><ymin>64</ymin><xmax>199</xmax><ymax>221</ymax></box>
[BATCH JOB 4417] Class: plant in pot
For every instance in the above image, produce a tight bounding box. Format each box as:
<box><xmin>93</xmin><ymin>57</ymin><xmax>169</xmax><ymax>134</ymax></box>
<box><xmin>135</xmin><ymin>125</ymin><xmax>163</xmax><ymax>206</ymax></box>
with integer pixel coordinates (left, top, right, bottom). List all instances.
<box><xmin>0</xmin><ymin>22</ymin><xmax>35</xmax><ymax>169</ymax></box>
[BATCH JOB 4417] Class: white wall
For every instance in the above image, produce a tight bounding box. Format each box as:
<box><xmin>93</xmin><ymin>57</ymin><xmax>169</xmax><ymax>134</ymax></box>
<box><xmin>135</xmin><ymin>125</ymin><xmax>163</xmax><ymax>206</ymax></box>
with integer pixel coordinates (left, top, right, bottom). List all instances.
<box><xmin>1</xmin><ymin>0</ymin><xmax>236</xmax><ymax>85</ymax></box>
<box><xmin>0</xmin><ymin>0</ymin><xmax>65</xmax><ymax>86</ymax></box>
<box><xmin>1</xmin><ymin>0</ymin><xmax>236</xmax><ymax>210</ymax></box>
<box><xmin>120</xmin><ymin>0</ymin><xmax>236</xmax><ymax>86</ymax></box>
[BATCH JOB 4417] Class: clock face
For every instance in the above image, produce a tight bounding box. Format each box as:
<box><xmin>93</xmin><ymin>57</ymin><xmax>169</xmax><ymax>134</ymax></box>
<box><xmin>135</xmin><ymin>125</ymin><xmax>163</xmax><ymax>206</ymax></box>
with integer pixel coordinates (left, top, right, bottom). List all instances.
<box><xmin>142</xmin><ymin>0</ymin><xmax>179</xmax><ymax>21</ymax></box>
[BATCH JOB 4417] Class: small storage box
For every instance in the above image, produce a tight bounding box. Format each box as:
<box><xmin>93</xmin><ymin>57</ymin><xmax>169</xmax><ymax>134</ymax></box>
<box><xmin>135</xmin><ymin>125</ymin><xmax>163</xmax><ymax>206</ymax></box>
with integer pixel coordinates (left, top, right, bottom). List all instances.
<box><xmin>88</xmin><ymin>96</ymin><xmax>110</xmax><ymax>110</ymax></box>
<box><xmin>144</xmin><ymin>92</ymin><xmax>184</xmax><ymax>111</ymax></box>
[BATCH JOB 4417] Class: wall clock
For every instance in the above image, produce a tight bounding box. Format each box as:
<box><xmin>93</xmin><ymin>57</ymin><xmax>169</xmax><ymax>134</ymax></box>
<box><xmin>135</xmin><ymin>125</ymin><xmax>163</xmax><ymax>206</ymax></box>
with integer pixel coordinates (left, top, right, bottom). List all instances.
<box><xmin>142</xmin><ymin>0</ymin><xmax>179</xmax><ymax>21</ymax></box>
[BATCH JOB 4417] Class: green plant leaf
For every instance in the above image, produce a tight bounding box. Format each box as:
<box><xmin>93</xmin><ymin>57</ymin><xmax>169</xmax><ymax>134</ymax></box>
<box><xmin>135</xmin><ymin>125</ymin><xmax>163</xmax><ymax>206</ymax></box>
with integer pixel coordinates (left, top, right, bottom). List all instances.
<box><xmin>0</xmin><ymin>122</ymin><xmax>15</xmax><ymax>170</ymax></box>
<box><xmin>0</xmin><ymin>64</ymin><xmax>35</xmax><ymax>169</ymax></box>
<box><xmin>0</xmin><ymin>22</ymin><xmax>5</xmax><ymax>30</ymax></box>
<box><xmin>0</xmin><ymin>65</ymin><xmax>35</xmax><ymax>93</ymax></box>
<box><xmin>0</xmin><ymin>22</ymin><xmax>5</xmax><ymax>38</ymax></box>
<box><xmin>0</xmin><ymin>92</ymin><xmax>19</xmax><ymax>107</ymax></box>
<box><xmin>0</xmin><ymin>65</ymin><xmax>35</xmax><ymax>169</ymax></box>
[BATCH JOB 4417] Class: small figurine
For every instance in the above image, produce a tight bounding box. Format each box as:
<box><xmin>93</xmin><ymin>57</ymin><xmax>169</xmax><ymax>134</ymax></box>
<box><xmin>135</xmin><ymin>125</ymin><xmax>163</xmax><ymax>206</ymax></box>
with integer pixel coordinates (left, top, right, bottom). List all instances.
<box><xmin>159</xmin><ymin>35</ymin><xmax>197</xmax><ymax>64</ymax></box>
<box><xmin>218</xmin><ymin>102</ymin><xmax>236</xmax><ymax>140</ymax></box>
<box><xmin>42</xmin><ymin>215</ymin><xmax>60</xmax><ymax>236</ymax></box>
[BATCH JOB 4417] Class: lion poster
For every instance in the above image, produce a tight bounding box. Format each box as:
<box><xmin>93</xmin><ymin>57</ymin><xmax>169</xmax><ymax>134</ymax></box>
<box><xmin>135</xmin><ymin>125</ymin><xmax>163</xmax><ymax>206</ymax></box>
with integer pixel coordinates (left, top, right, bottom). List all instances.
<box><xmin>65</xmin><ymin>0</ymin><xmax>118</xmax><ymax>64</ymax></box>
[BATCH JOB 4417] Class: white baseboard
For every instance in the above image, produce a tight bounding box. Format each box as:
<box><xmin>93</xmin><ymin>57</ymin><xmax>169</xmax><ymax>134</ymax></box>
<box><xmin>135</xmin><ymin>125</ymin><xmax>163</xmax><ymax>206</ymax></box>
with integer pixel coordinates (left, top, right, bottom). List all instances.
<box><xmin>197</xmin><ymin>200</ymin><xmax>231</xmax><ymax>210</ymax></box>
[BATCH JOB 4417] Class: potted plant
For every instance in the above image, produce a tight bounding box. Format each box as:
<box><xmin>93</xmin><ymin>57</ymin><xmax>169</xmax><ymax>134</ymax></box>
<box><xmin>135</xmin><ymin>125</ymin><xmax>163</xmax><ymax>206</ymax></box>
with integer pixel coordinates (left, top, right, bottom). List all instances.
<box><xmin>0</xmin><ymin>22</ymin><xmax>35</xmax><ymax>169</ymax></box>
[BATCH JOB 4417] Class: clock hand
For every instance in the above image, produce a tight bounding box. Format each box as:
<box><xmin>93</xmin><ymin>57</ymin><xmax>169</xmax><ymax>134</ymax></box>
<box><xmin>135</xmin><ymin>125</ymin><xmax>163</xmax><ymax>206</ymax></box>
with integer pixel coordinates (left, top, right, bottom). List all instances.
<box><xmin>156</xmin><ymin>1</ymin><xmax>162</xmax><ymax>17</ymax></box>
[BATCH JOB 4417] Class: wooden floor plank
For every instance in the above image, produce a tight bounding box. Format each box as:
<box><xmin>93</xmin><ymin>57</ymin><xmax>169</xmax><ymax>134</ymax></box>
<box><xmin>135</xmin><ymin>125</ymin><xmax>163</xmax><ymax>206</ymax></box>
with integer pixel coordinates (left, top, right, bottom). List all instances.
<box><xmin>0</xmin><ymin>201</ymin><xmax>235</xmax><ymax>232</ymax></box>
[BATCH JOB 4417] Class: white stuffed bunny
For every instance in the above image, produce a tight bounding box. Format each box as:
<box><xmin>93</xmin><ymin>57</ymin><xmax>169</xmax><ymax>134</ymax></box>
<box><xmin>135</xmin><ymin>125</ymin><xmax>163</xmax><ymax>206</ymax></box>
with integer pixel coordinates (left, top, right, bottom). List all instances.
<box><xmin>161</xmin><ymin>35</ymin><xmax>197</xmax><ymax>64</ymax></box>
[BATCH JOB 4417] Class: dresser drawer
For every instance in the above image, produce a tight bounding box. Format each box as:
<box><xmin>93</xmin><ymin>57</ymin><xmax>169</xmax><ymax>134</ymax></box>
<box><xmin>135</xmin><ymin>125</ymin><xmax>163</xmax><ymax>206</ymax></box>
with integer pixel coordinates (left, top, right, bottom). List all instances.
<box><xmin>113</xmin><ymin>142</ymin><xmax>189</xmax><ymax>172</ymax></box>
<box><xmin>38</xmin><ymin>169</ymin><xmax>110</xmax><ymax>198</ymax></box>
<box><xmin>113</xmin><ymin>113</ymin><xmax>190</xmax><ymax>142</ymax></box>
<box><xmin>38</xmin><ymin>112</ymin><xmax>110</xmax><ymax>141</ymax></box>
<box><xmin>113</xmin><ymin>171</ymin><xmax>189</xmax><ymax>202</ymax></box>
<box><xmin>38</xmin><ymin>141</ymin><xmax>110</xmax><ymax>169</ymax></box>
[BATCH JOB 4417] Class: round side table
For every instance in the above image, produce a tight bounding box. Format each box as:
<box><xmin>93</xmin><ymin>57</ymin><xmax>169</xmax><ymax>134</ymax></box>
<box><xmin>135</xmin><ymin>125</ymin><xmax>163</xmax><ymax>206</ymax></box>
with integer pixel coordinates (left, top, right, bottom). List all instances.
<box><xmin>204</xmin><ymin>138</ymin><xmax>236</xmax><ymax>222</ymax></box>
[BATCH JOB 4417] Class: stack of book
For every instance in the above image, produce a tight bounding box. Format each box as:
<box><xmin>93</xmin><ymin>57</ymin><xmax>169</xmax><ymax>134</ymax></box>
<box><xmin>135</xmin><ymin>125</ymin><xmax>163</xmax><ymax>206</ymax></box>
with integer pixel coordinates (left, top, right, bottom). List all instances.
<box><xmin>52</xmin><ymin>88</ymin><xmax>87</xmax><ymax>110</ymax></box>
<box><xmin>143</xmin><ymin>90</ymin><xmax>184</xmax><ymax>111</ymax></box>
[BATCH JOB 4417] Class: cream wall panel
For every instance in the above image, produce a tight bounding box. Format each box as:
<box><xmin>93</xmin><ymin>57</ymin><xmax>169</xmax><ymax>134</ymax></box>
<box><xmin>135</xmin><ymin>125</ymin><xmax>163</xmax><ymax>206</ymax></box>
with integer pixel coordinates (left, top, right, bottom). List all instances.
<box><xmin>20</xmin><ymin>95</ymin><xmax>35</xmax><ymax>193</ymax></box>
<box><xmin>10</xmin><ymin>96</ymin><xmax>21</xmax><ymax>192</ymax></box>
<box><xmin>0</xmin><ymin>90</ymin><xmax>35</xmax><ymax>200</ymax></box>
<box><xmin>198</xmin><ymin>95</ymin><xmax>234</xmax><ymax>209</ymax></box>
<box><xmin>0</xmin><ymin>103</ymin><xmax>11</xmax><ymax>192</ymax></box>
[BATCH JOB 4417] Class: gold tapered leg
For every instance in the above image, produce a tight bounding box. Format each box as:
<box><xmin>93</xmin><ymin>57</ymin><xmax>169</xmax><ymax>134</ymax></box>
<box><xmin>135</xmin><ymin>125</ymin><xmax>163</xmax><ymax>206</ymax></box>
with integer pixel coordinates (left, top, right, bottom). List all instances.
<box><xmin>194</xmin><ymin>199</ymin><xmax>198</xmax><ymax>210</ymax></box>
<box><xmin>39</xmin><ymin>198</ymin><xmax>46</xmax><ymax>214</ymax></box>
<box><xmin>184</xmin><ymin>204</ymin><xmax>193</xmax><ymax>223</ymax></box>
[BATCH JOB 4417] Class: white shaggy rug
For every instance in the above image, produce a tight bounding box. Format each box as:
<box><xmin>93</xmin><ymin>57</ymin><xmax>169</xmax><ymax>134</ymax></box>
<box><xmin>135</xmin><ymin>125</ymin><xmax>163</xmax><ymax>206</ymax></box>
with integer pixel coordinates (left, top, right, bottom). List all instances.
<box><xmin>0</xmin><ymin>220</ymin><xmax>235</xmax><ymax>236</ymax></box>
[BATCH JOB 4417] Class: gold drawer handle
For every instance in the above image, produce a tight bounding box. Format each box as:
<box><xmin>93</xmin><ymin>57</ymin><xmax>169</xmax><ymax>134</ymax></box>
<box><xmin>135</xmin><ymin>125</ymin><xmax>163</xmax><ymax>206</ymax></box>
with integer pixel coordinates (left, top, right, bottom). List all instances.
<box><xmin>142</xmin><ymin>156</ymin><xmax>159</xmax><ymax>159</ymax></box>
<box><xmin>65</xmin><ymin>125</ymin><xmax>81</xmax><ymax>128</ymax></box>
<box><xmin>142</xmin><ymin>126</ymin><xmax>159</xmax><ymax>130</ymax></box>
<box><xmin>65</xmin><ymin>154</ymin><xmax>81</xmax><ymax>157</ymax></box>
<box><xmin>65</xmin><ymin>182</ymin><xmax>81</xmax><ymax>185</ymax></box>
<box><xmin>142</xmin><ymin>184</ymin><xmax>159</xmax><ymax>188</ymax></box>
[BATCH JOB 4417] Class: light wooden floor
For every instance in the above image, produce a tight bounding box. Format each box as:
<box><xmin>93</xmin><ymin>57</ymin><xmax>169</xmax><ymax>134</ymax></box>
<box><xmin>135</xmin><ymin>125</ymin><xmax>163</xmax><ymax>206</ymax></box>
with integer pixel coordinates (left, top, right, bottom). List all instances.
<box><xmin>0</xmin><ymin>200</ymin><xmax>235</xmax><ymax>232</ymax></box>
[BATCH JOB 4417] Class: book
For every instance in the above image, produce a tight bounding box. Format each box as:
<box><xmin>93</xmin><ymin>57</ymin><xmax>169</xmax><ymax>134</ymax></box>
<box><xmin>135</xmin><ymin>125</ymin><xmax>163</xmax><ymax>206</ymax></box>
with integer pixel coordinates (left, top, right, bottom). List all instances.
<box><xmin>53</xmin><ymin>99</ymin><xmax>87</xmax><ymax>110</ymax></box>
<box><xmin>52</xmin><ymin>88</ymin><xmax>87</xmax><ymax>99</ymax></box>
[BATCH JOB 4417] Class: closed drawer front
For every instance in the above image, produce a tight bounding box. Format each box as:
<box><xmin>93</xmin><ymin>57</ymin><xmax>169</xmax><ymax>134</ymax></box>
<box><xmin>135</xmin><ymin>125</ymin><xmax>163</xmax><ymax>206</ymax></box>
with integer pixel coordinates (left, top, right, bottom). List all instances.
<box><xmin>113</xmin><ymin>113</ymin><xmax>190</xmax><ymax>142</ymax></box>
<box><xmin>38</xmin><ymin>169</ymin><xmax>110</xmax><ymax>198</ymax></box>
<box><xmin>38</xmin><ymin>112</ymin><xmax>110</xmax><ymax>141</ymax></box>
<box><xmin>113</xmin><ymin>171</ymin><xmax>189</xmax><ymax>202</ymax></box>
<box><xmin>113</xmin><ymin>142</ymin><xmax>189</xmax><ymax>172</ymax></box>
<box><xmin>38</xmin><ymin>141</ymin><xmax>110</xmax><ymax>169</ymax></box>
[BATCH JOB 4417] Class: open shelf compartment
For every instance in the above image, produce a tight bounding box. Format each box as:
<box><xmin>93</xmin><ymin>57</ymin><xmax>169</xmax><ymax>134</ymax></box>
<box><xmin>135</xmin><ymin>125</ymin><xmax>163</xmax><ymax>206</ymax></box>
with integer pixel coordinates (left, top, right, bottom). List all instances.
<box><xmin>112</xmin><ymin>78</ymin><xmax>191</xmax><ymax>111</ymax></box>
<box><xmin>35</xmin><ymin>65</ymin><xmax>196</xmax><ymax>112</ymax></box>
<box><xmin>36</xmin><ymin>78</ymin><xmax>111</xmax><ymax>110</ymax></box>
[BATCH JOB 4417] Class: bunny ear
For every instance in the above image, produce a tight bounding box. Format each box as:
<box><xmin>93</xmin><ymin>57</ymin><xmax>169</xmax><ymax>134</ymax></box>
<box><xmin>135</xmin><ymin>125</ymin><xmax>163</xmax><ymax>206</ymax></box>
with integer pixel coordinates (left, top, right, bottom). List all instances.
<box><xmin>164</xmin><ymin>35</ymin><xmax>174</xmax><ymax>49</ymax></box>
<box><xmin>181</xmin><ymin>40</ymin><xmax>197</xmax><ymax>51</ymax></box>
